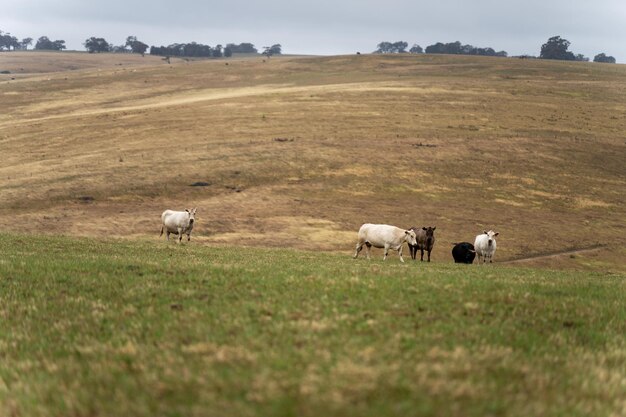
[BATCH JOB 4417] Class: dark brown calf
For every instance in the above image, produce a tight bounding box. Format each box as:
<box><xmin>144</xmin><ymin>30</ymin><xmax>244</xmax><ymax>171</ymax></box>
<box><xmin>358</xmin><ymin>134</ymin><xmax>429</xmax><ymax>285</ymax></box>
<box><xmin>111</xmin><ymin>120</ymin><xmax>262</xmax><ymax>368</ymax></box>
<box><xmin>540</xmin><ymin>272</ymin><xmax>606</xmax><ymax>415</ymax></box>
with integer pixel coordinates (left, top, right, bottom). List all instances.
<box><xmin>408</xmin><ymin>226</ymin><xmax>436</xmax><ymax>261</ymax></box>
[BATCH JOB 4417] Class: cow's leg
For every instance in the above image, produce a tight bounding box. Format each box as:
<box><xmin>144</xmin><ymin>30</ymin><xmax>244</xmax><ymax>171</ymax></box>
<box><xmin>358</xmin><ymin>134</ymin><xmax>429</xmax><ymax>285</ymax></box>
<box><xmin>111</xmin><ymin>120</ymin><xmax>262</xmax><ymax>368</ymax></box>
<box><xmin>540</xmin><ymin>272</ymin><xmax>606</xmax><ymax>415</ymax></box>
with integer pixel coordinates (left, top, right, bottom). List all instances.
<box><xmin>398</xmin><ymin>246</ymin><xmax>404</xmax><ymax>263</ymax></box>
<box><xmin>177</xmin><ymin>227</ymin><xmax>183</xmax><ymax>243</ymax></box>
<box><xmin>383</xmin><ymin>244</ymin><xmax>390</xmax><ymax>261</ymax></box>
<box><xmin>166</xmin><ymin>231</ymin><xmax>170</xmax><ymax>241</ymax></box>
<box><xmin>365</xmin><ymin>242</ymin><xmax>372</xmax><ymax>260</ymax></box>
<box><xmin>187</xmin><ymin>232</ymin><xmax>191</xmax><ymax>242</ymax></box>
<box><xmin>354</xmin><ymin>240</ymin><xmax>364</xmax><ymax>258</ymax></box>
<box><xmin>160</xmin><ymin>226</ymin><xmax>164</xmax><ymax>237</ymax></box>
<box><xmin>427</xmin><ymin>249</ymin><xmax>431</xmax><ymax>262</ymax></box>
<box><xmin>420</xmin><ymin>249</ymin><xmax>424</xmax><ymax>261</ymax></box>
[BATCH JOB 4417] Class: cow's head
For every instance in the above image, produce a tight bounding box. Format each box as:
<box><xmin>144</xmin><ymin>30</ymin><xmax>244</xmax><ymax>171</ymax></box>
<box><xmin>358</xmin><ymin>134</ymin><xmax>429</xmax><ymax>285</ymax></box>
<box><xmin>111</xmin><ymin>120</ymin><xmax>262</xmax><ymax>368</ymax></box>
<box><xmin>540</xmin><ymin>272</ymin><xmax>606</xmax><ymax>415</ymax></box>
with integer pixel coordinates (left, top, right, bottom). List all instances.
<box><xmin>422</xmin><ymin>226</ymin><xmax>436</xmax><ymax>240</ymax></box>
<box><xmin>405</xmin><ymin>229</ymin><xmax>417</xmax><ymax>246</ymax></box>
<box><xmin>185</xmin><ymin>207</ymin><xmax>197</xmax><ymax>225</ymax></box>
<box><xmin>483</xmin><ymin>230</ymin><xmax>499</xmax><ymax>246</ymax></box>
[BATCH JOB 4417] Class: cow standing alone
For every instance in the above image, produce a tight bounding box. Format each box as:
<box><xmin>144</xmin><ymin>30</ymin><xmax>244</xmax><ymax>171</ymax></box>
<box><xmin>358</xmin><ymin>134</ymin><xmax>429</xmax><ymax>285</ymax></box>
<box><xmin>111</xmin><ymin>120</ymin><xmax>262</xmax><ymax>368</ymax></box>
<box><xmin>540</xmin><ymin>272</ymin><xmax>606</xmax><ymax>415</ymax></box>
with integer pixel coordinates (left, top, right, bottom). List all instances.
<box><xmin>408</xmin><ymin>226</ymin><xmax>436</xmax><ymax>262</ymax></box>
<box><xmin>353</xmin><ymin>224</ymin><xmax>417</xmax><ymax>263</ymax></box>
<box><xmin>160</xmin><ymin>208</ymin><xmax>197</xmax><ymax>243</ymax></box>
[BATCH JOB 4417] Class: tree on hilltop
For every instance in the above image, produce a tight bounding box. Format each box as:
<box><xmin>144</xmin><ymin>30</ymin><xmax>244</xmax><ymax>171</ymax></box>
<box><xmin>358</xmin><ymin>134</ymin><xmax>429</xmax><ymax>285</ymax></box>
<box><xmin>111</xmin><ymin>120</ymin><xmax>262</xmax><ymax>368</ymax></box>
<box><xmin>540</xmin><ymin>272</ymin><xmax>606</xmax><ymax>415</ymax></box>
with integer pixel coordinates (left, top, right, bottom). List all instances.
<box><xmin>263</xmin><ymin>44</ymin><xmax>282</xmax><ymax>57</ymax></box>
<box><xmin>539</xmin><ymin>36</ymin><xmax>575</xmax><ymax>60</ymax></box>
<box><xmin>34</xmin><ymin>36</ymin><xmax>66</xmax><ymax>50</ymax></box>
<box><xmin>125</xmin><ymin>36</ymin><xmax>148</xmax><ymax>55</ymax></box>
<box><xmin>409</xmin><ymin>44</ymin><xmax>423</xmax><ymax>54</ymax></box>
<box><xmin>84</xmin><ymin>37</ymin><xmax>111</xmax><ymax>53</ymax></box>
<box><xmin>226</xmin><ymin>43</ymin><xmax>258</xmax><ymax>54</ymax></box>
<box><xmin>375</xmin><ymin>41</ymin><xmax>408</xmax><ymax>53</ymax></box>
<box><xmin>20</xmin><ymin>37</ymin><xmax>33</xmax><ymax>50</ymax></box>
<box><xmin>0</xmin><ymin>31</ymin><xmax>19</xmax><ymax>51</ymax></box>
<box><xmin>593</xmin><ymin>53</ymin><xmax>616</xmax><ymax>63</ymax></box>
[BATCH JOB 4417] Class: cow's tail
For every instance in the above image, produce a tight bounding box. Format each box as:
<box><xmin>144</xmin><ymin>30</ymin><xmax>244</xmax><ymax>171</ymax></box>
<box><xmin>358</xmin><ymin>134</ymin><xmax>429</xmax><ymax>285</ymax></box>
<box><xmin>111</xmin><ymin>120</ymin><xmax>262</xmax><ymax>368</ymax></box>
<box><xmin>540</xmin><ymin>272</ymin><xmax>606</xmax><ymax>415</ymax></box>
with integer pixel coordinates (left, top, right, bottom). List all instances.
<box><xmin>159</xmin><ymin>226</ymin><xmax>164</xmax><ymax>237</ymax></box>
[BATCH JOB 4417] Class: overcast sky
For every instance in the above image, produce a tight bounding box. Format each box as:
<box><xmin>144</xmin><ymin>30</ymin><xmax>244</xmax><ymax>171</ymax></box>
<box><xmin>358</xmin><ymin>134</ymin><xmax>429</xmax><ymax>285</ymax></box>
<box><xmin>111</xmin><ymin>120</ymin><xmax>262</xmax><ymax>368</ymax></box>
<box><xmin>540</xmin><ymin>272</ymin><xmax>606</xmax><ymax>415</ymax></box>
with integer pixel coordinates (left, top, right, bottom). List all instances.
<box><xmin>3</xmin><ymin>0</ymin><xmax>626</xmax><ymax>61</ymax></box>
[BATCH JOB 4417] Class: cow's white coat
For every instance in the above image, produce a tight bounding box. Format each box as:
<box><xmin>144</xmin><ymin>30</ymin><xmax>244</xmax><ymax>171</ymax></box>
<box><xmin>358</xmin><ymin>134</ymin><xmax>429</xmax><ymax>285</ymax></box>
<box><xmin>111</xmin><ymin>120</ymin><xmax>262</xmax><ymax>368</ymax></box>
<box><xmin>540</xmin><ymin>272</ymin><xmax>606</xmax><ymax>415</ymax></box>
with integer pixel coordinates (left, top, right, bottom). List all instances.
<box><xmin>160</xmin><ymin>208</ymin><xmax>197</xmax><ymax>243</ymax></box>
<box><xmin>474</xmin><ymin>230</ymin><xmax>499</xmax><ymax>264</ymax></box>
<box><xmin>353</xmin><ymin>223</ymin><xmax>417</xmax><ymax>262</ymax></box>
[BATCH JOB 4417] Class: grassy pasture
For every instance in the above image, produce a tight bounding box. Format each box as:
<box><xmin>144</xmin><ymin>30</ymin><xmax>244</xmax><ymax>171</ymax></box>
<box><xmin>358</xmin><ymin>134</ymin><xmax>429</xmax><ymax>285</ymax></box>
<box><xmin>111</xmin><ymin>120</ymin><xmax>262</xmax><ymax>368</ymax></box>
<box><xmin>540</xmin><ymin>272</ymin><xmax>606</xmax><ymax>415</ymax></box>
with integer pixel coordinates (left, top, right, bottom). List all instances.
<box><xmin>0</xmin><ymin>51</ymin><xmax>625</xmax><ymax>415</ymax></box>
<box><xmin>0</xmin><ymin>52</ymin><xmax>625</xmax><ymax>270</ymax></box>
<box><xmin>0</xmin><ymin>234</ymin><xmax>625</xmax><ymax>417</ymax></box>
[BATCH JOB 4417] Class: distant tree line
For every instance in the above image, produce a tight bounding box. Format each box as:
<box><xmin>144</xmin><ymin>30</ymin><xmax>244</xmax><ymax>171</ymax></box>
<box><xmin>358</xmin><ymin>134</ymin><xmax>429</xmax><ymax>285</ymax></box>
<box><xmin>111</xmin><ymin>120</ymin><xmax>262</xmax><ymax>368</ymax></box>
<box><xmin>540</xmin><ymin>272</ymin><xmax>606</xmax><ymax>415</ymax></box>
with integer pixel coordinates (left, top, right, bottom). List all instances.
<box><xmin>2</xmin><ymin>27</ymin><xmax>619</xmax><ymax>64</ymax></box>
<box><xmin>0</xmin><ymin>31</ymin><xmax>58</xmax><ymax>51</ymax></box>
<box><xmin>0</xmin><ymin>29</ymin><xmax>275</xmax><ymax>58</ymax></box>
<box><xmin>0</xmin><ymin>32</ymin><xmax>66</xmax><ymax>51</ymax></box>
<box><xmin>226</xmin><ymin>43</ymin><xmax>258</xmax><ymax>54</ymax></box>
<box><xmin>150</xmin><ymin>43</ymin><xmax>225</xmax><ymax>58</ymax></box>
<box><xmin>149</xmin><ymin>42</ymin><xmax>279</xmax><ymax>58</ymax></box>
<box><xmin>425</xmin><ymin>41</ymin><xmax>507</xmax><ymax>57</ymax></box>
<box><xmin>375</xmin><ymin>40</ymin><xmax>507</xmax><ymax>57</ymax></box>
<box><xmin>373</xmin><ymin>36</ymin><xmax>618</xmax><ymax>63</ymax></box>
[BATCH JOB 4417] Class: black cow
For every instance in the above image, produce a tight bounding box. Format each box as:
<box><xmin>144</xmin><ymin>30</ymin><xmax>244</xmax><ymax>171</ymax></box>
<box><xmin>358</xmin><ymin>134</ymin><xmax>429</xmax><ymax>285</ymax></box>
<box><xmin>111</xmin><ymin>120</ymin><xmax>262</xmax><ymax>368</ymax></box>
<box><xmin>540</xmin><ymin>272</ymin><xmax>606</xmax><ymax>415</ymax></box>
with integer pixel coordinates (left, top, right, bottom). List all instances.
<box><xmin>451</xmin><ymin>242</ymin><xmax>476</xmax><ymax>264</ymax></box>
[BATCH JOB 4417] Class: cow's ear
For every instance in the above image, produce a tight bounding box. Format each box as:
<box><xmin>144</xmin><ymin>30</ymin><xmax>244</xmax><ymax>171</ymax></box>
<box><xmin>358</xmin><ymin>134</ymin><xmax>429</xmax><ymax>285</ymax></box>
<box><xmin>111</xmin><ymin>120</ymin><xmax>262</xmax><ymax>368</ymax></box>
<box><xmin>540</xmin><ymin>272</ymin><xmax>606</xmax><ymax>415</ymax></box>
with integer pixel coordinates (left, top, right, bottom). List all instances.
<box><xmin>405</xmin><ymin>230</ymin><xmax>410</xmax><ymax>235</ymax></box>
<box><xmin>192</xmin><ymin>207</ymin><xmax>197</xmax><ymax>213</ymax></box>
<box><xmin>185</xmin><ymin>209</ymin><xmax>190</xmax><ymax>213</ymax></box>
<box><xmin>422</xmin><ymin>227</ymin><xmax>427</xmax><ymax>230</ymax></box>
<box><xmin>494</xmin><ymin>232</ymin><xmax>499</xmax><ymax>237</ymax></box>
<box><xmin>432</xmin><ymin>226</ymin><xmax>436</xmax><ymax>230</ymax></box>
<box><xmin>484</xmin><ymin>230</ymin><xmax>488</xmax><ymax>234</ymax></box>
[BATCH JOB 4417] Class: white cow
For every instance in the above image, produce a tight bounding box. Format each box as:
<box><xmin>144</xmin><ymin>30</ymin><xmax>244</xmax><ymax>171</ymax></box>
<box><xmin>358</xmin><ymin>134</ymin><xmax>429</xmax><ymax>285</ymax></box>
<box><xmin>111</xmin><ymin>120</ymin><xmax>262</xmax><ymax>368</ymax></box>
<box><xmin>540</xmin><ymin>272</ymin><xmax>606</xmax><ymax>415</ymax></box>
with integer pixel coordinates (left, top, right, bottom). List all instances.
<box><xmin>160</xmin><ymin>208</ymin><xmax>197</xmax><ymax>243</ymax></box>
<box><xmin>474</xmin><ymin>230</ymin><xmax>499</xmax><ymax>264</ymax></box>
<box><xmin>353</xmin><ymin>223</ymin><xmax>418</xmax><ymax>263</ymax></box>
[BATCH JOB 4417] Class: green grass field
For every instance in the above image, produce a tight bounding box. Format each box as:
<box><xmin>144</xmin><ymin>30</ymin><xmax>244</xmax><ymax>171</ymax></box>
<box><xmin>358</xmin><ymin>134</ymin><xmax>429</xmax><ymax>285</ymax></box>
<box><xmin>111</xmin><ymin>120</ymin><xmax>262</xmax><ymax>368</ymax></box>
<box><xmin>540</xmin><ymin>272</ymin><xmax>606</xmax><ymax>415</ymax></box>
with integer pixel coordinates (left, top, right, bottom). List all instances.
<box><xmin>1</xmin><ymin>234</ymin><xmax>624</xmax><ymax>416</ymax></box>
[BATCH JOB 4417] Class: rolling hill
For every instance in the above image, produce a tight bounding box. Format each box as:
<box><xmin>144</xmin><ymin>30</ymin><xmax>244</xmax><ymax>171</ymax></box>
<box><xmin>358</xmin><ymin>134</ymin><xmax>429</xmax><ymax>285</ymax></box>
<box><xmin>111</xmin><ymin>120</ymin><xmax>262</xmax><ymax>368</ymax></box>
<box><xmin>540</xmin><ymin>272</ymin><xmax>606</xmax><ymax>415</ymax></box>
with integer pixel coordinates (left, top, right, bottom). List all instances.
<box><xmin>1</xmin><ymin>51</ymin><xmax>625</xmax><ymax>270</ymax></box>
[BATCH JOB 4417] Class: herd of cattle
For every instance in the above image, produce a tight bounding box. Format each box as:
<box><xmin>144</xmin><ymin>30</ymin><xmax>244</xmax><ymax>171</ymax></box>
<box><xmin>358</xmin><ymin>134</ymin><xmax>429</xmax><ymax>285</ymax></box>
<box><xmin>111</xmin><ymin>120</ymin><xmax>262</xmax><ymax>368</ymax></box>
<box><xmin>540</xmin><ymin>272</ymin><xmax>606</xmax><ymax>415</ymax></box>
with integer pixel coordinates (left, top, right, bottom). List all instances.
<box><xmin>160</xmin><ymin>209</ymin><xmax>499</xmax><ymax>265</ymax></box>
<box><xmin>353</xmin><ymin>223</ymin><xmax>499</xmax><ymax>264</ymax></box>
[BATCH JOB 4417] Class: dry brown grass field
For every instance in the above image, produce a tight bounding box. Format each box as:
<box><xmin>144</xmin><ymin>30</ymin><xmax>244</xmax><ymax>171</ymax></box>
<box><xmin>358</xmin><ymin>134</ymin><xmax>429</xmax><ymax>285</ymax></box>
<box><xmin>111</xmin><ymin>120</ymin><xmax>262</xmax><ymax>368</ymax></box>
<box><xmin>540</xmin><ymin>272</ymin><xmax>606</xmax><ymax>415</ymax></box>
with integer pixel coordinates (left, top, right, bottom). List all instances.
<box><xmin>1</xmin><ymin>51</ymin><xmax>625</xmax><ymax>271</ymax></box>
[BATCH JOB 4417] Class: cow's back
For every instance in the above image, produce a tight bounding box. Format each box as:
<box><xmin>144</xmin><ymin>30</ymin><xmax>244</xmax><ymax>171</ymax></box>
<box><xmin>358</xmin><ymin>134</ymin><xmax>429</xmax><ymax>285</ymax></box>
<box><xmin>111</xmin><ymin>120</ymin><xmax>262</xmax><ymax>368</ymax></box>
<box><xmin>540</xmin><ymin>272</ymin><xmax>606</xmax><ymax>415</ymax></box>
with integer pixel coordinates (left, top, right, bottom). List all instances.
<box><xmin>162</xmin><ymin>210</ymin><xmax>187</xmax><ymax>231</ymax></box>
<box><xmin>161</xmin><ymin>210</ymin><xmax>175</xmax><ymax>222</ymax></box>
<box><xmin>358</xmin><ymin>224</ymin><xmax>402</xmax><ymax>247</ymax></box>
